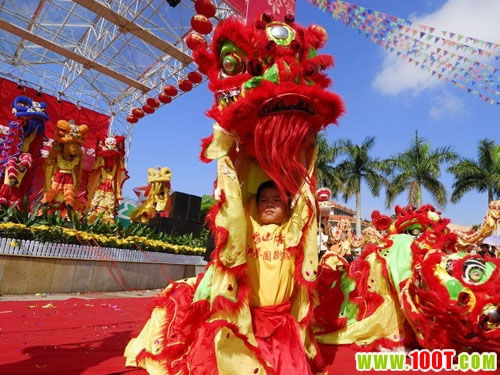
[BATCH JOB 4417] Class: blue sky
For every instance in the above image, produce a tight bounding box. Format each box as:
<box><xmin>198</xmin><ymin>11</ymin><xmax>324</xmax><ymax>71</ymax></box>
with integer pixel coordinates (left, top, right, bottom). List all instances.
<box><xmin>123</xmin><ymin>0</ymin><xmax>500</xmax><ymax>227</ymax></box>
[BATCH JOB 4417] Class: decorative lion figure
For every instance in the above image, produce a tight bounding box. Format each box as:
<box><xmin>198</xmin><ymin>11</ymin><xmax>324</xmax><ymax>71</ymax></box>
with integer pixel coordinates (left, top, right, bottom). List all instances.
<box><xmin>129</xmin><ymin>166</ymin><xmax>172</xmax><ymax>224</ymax></box>
<box><xmin>41</xmin><ymin>119</ymin><xmax>88</xmax><ymax>217</ymax></box>
<box><xmin>0</xmin><ymin>95</ymin><xmax>48</xmax><ymax>208</ymax></box>
<box><xmin>86</xmin><ymin>134</ymin><xmax>129</xmax><ymax>224</ymax></box>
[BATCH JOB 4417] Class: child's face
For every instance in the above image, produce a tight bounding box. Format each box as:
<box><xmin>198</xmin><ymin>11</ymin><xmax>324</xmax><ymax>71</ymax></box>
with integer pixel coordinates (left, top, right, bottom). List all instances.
<box><xmin>257</xmin><ymin>186</ymin><xmax>288</xmax><ymax>225</ymax></box>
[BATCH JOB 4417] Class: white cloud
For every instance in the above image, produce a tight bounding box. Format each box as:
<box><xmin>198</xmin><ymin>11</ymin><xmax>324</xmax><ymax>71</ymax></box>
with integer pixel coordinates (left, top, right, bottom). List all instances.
<box><xmin>372</xmin><ymin>54</ymin><xmax>439</xmax><ymax>95</ymax></box>
<box><xmin>428</xmin><ymin>90</ymin><xmax>468</xmax><ymax>120</ymax></box>
<box><xmin>373</xmin><ymin>0</ymin><xmax>500</xmax><ymax>96</ymax></box>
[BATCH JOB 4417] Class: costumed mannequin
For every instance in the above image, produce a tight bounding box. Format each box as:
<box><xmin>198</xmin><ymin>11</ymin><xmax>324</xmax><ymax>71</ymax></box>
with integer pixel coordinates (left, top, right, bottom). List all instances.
<box><xmin>129</xmin><ymin>166</ymin><xmax>172</xmax><ymax>224</ymax></box>
<box><xmin>41</xmin><ymin>119</ymin><xmax>88</xmax><ymax>218</ymax></box>
<box><xmin>0</xmin><ymin>96</ymin><xmax>48</xmax><ymax>208</ymax></box>
<box><xmin>125</xmin><ymin>13</ymin><xmax>344</xmax><ymax>375</ymax></box>
<box><xmin>86</xmin><ymin>135</ymin><xmax>129</xmax><ymax>224</ymax></box>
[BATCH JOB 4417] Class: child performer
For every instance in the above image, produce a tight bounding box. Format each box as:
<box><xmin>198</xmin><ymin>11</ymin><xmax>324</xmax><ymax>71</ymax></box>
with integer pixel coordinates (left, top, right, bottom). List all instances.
<box><xmin>247</xmin><ymin>180</ymin><xmax>316</xmax><ymax>373</ymax></box>
<box><xmin>125</xmin><ymin>12</ymin><xmax>345</xmax><ymax>375</ymax></box>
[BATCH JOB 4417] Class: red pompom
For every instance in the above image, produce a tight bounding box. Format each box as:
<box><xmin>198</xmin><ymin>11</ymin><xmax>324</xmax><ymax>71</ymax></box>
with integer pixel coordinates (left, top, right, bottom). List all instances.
<box><xmin>194</xmin><ymin>0</ymin><xmax>216</xmax><ymax>18</ymax></box>
<box><xmin>187</xmin><ymin>71</ymin><xmax>203</xmax><ymax>84</ymax></box>
<box><xmin>191</xmin><ymin>15</ymin><xmax>212</xmax><ymax>35</ymax></box>
<box><xmin>163</xmin><ymin>85</ymin><xmax>178</xmax><ymax>96</ymax></box>
<box><xmin>158</xmin><ymin>93</ymin><xmax>172</xmax><ymax>104</ymax></box>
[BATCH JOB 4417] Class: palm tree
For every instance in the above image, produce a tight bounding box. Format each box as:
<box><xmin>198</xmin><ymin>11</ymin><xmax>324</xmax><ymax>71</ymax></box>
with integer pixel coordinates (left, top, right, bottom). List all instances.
<box><xmin>448</xmin><ymin>138</ymin><xmax>500</xmax><ymax>203</ymax></box>
<box><xmin>334</xmin><ymin>136</ymin><xmax>389</xmax><ymax>236</ymax></box>
<box><xmin>384</xmin><ymin>131</ymin><xmax>458</xmax><ymax>209</ymax></box>
<box><xmin>315</xmin><ymin>133</ymin><xmax>343</xmax><ymax>196</ymax></box>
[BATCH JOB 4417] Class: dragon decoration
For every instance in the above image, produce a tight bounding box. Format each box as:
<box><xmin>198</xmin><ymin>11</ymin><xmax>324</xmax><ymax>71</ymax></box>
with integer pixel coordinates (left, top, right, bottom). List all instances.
<box><xmin>124</xmin><ymin>13</ymin><xmax>500</xmax><ymax>374</ymax></box>
<box><xmin>41</xmin><ymin>119</ymin><xmax>89</xmax><ymax>217</ymax></box>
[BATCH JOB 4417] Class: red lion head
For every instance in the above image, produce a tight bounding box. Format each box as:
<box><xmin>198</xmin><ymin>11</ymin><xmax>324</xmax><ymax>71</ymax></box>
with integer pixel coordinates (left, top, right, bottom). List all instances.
<box><xmin>403</xmin><ymin>251</ymin><xmax>500</xmax><ymax>353</ymax></box>
<box><xmin>193</xmin><ymin>13</ymin><xmax>345</xmax><ymax>200</ymax></box>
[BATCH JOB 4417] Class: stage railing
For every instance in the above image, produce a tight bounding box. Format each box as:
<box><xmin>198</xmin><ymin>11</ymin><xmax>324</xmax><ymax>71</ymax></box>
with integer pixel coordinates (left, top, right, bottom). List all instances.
<box><xmin>0</xmin><ymin>237</ymin><xmax>206</xmax><ymax>265</ymax></box>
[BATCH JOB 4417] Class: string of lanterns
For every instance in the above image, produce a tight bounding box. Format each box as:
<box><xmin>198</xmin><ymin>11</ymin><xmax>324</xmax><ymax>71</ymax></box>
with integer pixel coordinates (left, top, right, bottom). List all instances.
<box><xmin>126</xmin><ymin>0</ymin><xmax>216</xmax><ymax>124</ymax></box>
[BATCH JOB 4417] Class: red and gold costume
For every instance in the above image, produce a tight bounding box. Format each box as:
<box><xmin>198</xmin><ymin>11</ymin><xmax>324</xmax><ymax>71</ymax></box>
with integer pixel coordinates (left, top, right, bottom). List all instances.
<box><xmin>129</xmin><ymin>166</ymin><xmax>172</xmax><ymax>224</ymax></box>
<box><xmin>0</xmin><ymin>95</ymin><xmax>48</xmax><ymax>208</ymax></box>
<box><xmin>86</xmin><ymin>135</ymin><xmax>129</xmax><ymax>224</ymax></box>
<box><xmin>125</xmin><ymin>12</ymin><xmax>344</xmax><ymax>375</ymax></box>
<box><xmin>314</xmin><ymin>204</ymin><xmax>500</xmax><ymax>356</ymax></box>
<box><xmin>41</xmin><ymin>120</ymin><xmax>88</xmax><ymax>217</ymax></box>
<box><xmin>125</xmin><ymin>12</ymin><xmax>500</xmax><ymax>373</ymax></box>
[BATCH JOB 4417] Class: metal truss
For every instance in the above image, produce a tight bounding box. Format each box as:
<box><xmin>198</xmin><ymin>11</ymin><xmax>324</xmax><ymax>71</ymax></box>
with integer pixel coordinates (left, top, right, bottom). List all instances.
<box><xmin>0</xmin><ymin>0</ymin><xmax>237</xmax><ymax>155</ymax></box>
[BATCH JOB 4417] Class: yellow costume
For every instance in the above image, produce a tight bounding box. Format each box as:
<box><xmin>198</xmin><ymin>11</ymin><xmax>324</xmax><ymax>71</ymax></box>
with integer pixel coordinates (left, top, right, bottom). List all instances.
<box><xmin>130</xmin><ymin>167</ymin><xmax>172</xmax><ymax>224</ymax></box>
<box><xmin>41</xmin><ymin>120</ymin><xmax>88</xmax><ymax>216</ymax></box>
<box><xmin>246</xmin><ymin>219</ymin><xmax>295</xmax><ymax>307</ymax></box>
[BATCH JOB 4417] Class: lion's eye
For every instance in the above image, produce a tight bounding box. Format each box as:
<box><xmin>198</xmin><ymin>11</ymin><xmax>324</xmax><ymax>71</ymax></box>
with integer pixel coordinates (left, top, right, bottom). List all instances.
<box><xmin>409</xmin><ymin>227</ymin><xmax>421</xmax><ymax>236</ymax></box>
<box><xmin>221</xmin><ymin>53</ymin><xmax>245</xmax><ymax>76</ymax></box>
<box><xmin>463</xmin><ymin>258</ymin><xmax>486</xmax><ymax>284</ymax></box>
<box><xmin>404</xmin><ymin>225</ymin><xmax>423</xmax><ymax>238</ymax></box>
<box><xmin>266</xmin><ymin>23</ymin><xmax>295</xmax><ymax>46</ymax></box>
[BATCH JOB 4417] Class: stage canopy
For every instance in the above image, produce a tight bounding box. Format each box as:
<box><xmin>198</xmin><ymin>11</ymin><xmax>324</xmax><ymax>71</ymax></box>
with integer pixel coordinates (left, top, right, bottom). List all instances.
<box><xmin>0</xmin><ymin>0</ymin><xmax>299</xmax><ymax>156</ymax></box>
<box><xmin>0</xmin><ymin>0</ymin><xmax>240</xmax><ymax>155</ymax></box>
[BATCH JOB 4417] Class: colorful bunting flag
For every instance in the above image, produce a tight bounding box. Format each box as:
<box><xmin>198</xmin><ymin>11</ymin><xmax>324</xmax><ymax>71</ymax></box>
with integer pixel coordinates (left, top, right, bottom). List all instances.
<box><xmin>308</xmin><ymin>0</ymin><xmax>500</xmax><ymax>104</ymax></box>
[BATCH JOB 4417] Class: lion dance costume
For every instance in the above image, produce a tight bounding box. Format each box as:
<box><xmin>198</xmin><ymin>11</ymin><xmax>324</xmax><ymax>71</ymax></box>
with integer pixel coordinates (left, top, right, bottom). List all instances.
<box><xmin>0</xmin><ymin>95</ymin><xmax>48</xmax><ymax>208</ymax></box>
<box><xmin>124</xmin><ymin>13</ymin><xmax>345</xmax><ymax>374</ymax></box>
<box><xmin>314</xmin><ymin>204</ymin><xmax>500</xmax><ymax>357</ymax></box>
<box><xmin>86</xmin><ymin>135</ymin><xmax>129</xmax><ymax>224</ymax></box>
<box><xmin>41</xmin><ymin>119</ymin><xmax>88</xmax><ymax>217</ymax></box>
<box><xmin>129</xmin><ymin>166</ymin><xmax>172</xmax><ymax>224</ymax></box>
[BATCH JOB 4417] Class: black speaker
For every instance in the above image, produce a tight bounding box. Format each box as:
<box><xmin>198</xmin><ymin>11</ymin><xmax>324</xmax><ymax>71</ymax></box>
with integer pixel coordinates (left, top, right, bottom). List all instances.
<box><xmin>151</xmin><ymin>217</ymin><xmax>202</xmax><ymax>237</ymax></box>
<box><xmin>169</xmin><ymin>192</ymin><xmax>201</xmax><ymax>222</ymax></box>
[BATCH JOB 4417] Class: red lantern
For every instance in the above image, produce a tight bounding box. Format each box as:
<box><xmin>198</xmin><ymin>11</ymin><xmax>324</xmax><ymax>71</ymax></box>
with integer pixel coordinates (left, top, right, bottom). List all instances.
<box><xmin>158</xmin><ymin>93</ymin><xmax>172</xmax><ymax>104</ymax></box>
<box><xmin>142</xmin><ymin>104</ymin><xmax>155</xmax><ymax>114</ymax></box>
<box><xmin>178</xmin><ymin>79</ymin><xmax>193</xmax><ymax>92</ymax></box>
<box><xmin>163</xmin><ymin>85</ymin><xmax>178</xmax><ymax>96</ymax></box>
<box><xmin>132</xmin><ymin>108</ymin><xmax>145</xmax><ymax>118</ymax></box>
<box><xmin>191</xmin><ymin>15</ymin><xmax>212</xmax><ymax>35</ymax></box>
<box><xmin>185</xmin><ymin>32</ymin><xmax>207</xmax><ymax>50</ymax></box>
<box><xmin>194</xmin><ymin>0</ymin><xmax>216</xmax><ymax>18</ymax></box>
<box><xmin>146</xmin><ymin>97</ymin><xmax>160</xmax><ymax>108</ymax></box>
<box><xmin>126</xmin><ymin>115</ymin><xmax>138</xmax><ymax>123</ymax></box>
<box><xmin>187</xmin><ymin>71</ymin><xmax>203</xmax><ymax>84</ymax></box>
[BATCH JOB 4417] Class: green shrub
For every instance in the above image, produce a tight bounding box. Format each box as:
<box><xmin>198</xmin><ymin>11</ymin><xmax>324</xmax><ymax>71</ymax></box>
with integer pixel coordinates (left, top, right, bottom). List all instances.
<box><xmin>0</xmin><ymin>206</ymin><xmax>207</xmax><ymax>256</ymax></box>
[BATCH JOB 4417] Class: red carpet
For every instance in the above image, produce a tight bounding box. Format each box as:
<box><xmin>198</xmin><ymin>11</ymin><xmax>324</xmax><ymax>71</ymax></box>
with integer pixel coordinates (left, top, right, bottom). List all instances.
<box><xmin>0</xmin><ymin>296</ymin><xmax>150</xmax><ymax>375</ymax></box>
<box><xmin>0</xmin><ymin>294</ymin><xmax>495</xmax><ymax>375</ymax></box>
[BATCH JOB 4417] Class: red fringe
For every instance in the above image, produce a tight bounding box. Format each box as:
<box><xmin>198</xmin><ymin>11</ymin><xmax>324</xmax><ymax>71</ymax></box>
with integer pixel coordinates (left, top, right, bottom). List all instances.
<box><xmin>254</xmin><ymin>113</ymin><xmax>314</xmax><ymax>202</ymax></box>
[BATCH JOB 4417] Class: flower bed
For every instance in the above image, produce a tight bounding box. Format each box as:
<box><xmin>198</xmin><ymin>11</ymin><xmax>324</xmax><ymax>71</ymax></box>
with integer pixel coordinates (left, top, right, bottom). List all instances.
<box><xmin>0</xmin><ymin>222</ymin><xmax>206</xmax><ymax>256</ymax></box>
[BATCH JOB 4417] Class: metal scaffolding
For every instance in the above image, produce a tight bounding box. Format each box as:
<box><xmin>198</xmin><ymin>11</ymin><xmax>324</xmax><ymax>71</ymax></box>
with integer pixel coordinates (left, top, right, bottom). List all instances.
<box><xmin>0</xmin><ymin>0</ymin><xmax>237</xmax><ymax>155</ymax></box>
